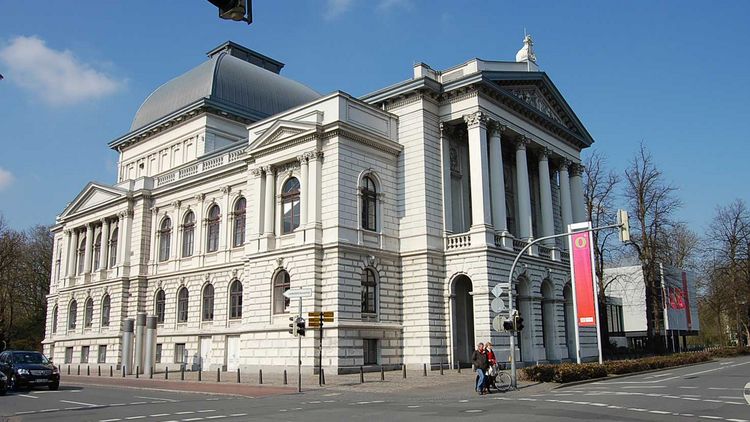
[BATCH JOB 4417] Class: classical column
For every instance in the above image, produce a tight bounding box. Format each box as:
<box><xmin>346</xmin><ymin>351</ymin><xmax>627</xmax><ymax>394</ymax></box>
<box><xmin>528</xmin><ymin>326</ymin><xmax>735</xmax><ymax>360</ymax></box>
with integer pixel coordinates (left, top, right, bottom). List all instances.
<box><xmin>263</xmin><ymin>166</ymin><xmax>275</xmax><ymax>236</ymax></box>
<box><xmin>194</xmin><ymin>194</ymin><xmax>205</xmax><ymax>257</ymax></box>
<box><xmin>71</xmin><ymin>229</ymin><xmax>80</xmax><ymax>276</ymax></box>
<box><xmin>308</xmin><ymin>151</ymin><xmax>322</xmax><ymax>226</ymax></box>
<box><xmin>100</xmin><ymin>218</ymin><xmax>110</xmax><ymax>270</ymax></box>
<box><xmin>220</xmin><ymin>188</ymin><xmax>231</xmax><ymax>250</ymax></box>
<box><xmin>251</xmin><ymin>168</ymin><xmax>264</xmax><ymax>237</ymax></box>
<box><xmin>64</xmin><ymin>230</ymin><xmax>73</xmax><ymax>278</ymax></box>
<box><xmin>569</xmin><ymin>163</ymin><xmax>586</xmax><ymax>223</ymax></box>
<box><xmin>488</xmin><ymin>122</ymin><xmax>508</xmax><ymax>234</ymax></box>
<box><xmin>149</xmin><ymin>207</ymin><xmax>159</xmax><ymax>263</ymax></box>
<box><xmin>558</xmin><ymin>160</ymin><xmax>573</xmax><ymax>232</ymax></box>
<box><xmin>439</xmin><ymin>122</ymin><xmax>453</xmax><ymax>233</ymax></box>
<box><xmin>172</xmin><ymin>201</ymin><xmax>182</xmax><ymax>260</ymax></box>
<box><xmin>298</xmin><ymin>155</ymin><xmax>309</xmax><ymax>228</ymax></box>
<box><xmin>83</xmin><ymin>223</ymin><xmax>94</xmax><ymax>274</ymax></box>
<box><xmin>538</xmin><ymin>148</ymin><xmax>555</xmax><ymax>245</ymax></box>
<box><xmin>515</xmin><ymin>137</ymin><xmax>533</xmax><ymax>241</ymax></box>
<box><xmin>464</xmin><ymin>111</ymin><xmax>492</xmax><ymax>229</ymax></box>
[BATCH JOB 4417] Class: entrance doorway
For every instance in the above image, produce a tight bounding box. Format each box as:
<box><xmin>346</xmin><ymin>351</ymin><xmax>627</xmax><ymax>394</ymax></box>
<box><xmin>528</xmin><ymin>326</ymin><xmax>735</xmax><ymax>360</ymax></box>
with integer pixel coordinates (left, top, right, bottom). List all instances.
<box><xmin>226</xmin><ymin>336</ymin><xmax>240</xmax><ymax>371</ymax></box>
<box><xmin>451</xmin><ymin>275</ymin><xmax>474</xmax><ymax>367</ymax></box>
<box><xmin>199</xmin><ymin>336</ymin><xmax>212</xmax><ymax>370</ymax></box>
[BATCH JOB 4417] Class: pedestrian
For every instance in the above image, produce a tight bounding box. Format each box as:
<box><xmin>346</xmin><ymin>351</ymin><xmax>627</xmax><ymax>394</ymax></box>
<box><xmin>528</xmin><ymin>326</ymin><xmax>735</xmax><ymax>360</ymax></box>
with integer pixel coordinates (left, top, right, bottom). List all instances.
<box><xmin>485</xmin><ymin>341</ymin><xmax>498</xmax><ymax>392</ymax></box>
<box><xmin>471</xmin><ymin>342</ymin><xmax>489</xmax><ymax>395</ymax></box>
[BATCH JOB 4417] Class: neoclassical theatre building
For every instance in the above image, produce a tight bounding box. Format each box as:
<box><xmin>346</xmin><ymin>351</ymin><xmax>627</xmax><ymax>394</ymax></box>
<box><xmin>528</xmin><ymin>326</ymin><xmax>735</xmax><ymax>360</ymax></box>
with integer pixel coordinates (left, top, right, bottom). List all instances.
<box><xmin>43</xmin><ymin>37</ymin><xmax>595</xmax><ymax>373</ymax></box>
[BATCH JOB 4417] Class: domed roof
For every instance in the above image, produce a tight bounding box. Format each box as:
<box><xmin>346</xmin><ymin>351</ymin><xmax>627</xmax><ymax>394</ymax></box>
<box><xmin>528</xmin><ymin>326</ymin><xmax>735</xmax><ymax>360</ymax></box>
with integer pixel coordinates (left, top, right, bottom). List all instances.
<box><xmin>130</xmin><ymin>42</ymin><xmax>321</xmax><ymax>132</ymax></box>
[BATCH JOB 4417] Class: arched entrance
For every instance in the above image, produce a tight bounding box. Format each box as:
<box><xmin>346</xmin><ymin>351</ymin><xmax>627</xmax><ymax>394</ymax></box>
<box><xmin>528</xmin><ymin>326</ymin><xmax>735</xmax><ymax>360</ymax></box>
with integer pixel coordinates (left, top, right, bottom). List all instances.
<box><xmin>541</xmin><ymin>280</ymin><xmax>556</xmax><ymax>361</ymax></box>
<box><xmin>451</xmin><ymin>275</ymin><xmax>475</xmax><ymax>367</ymax></box>
<box><xmin>516</xmin><ymin>276</ymin><xmax>533</xmax><ymax>363</ymax></box>
<box><xmin>563</xmin><ymin>283</ymin><xmax>576</xmax><ymax>360</ymax></box>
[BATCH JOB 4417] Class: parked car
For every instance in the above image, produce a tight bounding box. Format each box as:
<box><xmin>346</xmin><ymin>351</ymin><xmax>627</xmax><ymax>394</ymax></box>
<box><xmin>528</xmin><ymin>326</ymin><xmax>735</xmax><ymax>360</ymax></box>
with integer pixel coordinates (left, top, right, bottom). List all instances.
<box><xmin>0</xmin><ymin>350</ymin><xmax>59</xmax><ymax>391</ymax></box>
<box><xmin>0</xmin><ymin>371</ymin><xmax>7</xmax><ymax>395</ymax></box>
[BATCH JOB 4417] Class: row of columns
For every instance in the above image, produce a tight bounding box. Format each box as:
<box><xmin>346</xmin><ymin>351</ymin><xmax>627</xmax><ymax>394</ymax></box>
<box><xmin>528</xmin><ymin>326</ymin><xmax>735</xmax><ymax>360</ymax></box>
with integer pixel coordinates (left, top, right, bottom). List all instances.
<box><xmin>447</xmin><ymin>111</ymin><xmax>586</xmax><ymax>247</ymax></box>
<box><xmin>64</xmin><ymin>211</ymin><xmax>131</xmax><ymax>279</ymax></box>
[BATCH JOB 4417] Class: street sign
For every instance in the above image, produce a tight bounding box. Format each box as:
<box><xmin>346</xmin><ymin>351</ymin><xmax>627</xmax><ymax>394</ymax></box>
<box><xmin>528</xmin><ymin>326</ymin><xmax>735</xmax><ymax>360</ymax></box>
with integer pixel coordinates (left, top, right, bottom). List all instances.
<box><xmin>283</xmin><ymin>288</ymin><xmax>312</xmax><ymax>299</ymax></box>
<box><xmin>491</xmin><ymin>284</ymin><xmax>506</xmax><ymax>298</ymax></box>
<box><xmin>308</xmin><ymin>311</ymin><xmax>334</xmax><ymax>322</ymax></box>
<box><xmin>490</xmin><ymin>297</ymin><xmax>506</xmax><ymax>313</ymax></box>
<box><xmin>492</xmin><ymin>315</ymin><xmax>505</xmax><ymax>332</ymax></box>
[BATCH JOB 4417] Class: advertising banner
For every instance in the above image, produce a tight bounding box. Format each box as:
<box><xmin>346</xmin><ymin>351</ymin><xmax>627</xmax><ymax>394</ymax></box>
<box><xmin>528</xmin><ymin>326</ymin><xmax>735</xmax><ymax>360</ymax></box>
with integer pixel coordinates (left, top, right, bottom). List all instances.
<box><xmin>661</xmin><ymin>265</ymin><xmax>699</xmax><ymax>332</ymax></box>
<box><xmin>569</xmin><ymin>230</ymin><xmax>597</xmax><ymax>327</ymax></box>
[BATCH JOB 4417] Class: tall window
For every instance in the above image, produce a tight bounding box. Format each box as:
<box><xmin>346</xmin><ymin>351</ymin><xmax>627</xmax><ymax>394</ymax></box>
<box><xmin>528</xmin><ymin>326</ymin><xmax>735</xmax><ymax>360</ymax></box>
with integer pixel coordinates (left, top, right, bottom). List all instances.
<box><xmin>158</xmin><ymin>217</ymin><xmax>172</xmax><ymax>261</ymax></box>
<box><xmin>177</xmin><ymin>287</ymin><xmax>189</xmax><ymax>323</ymax></box>
<box><xmin>155</xmin><ymin>289</ymin><xmax>166</xmax><ymax>324</ymax></box>
<box><xmin>232</xmin><ymin>197</ymin><xmax>246</xmax><ymax>247</ymax></box>
<box><xmin>281</xmin><ymin>178</ymin><xmax>300</xmax><ymax>234</ymax></box>
<box><xmin>361</xmin><ymin>176</ymin><xmax>377</xmax><ymax>231</ymax></box>
<box><xmin>52</xmin><ymin>305</ymin><xmax>58</xmax><ymax>334</ymax></box>
<box><xmin>361</xmin><ymin>268</ymin><xmax>377</xmax><ymax>314</ymax></box>
<box><xmin>109</xmin><ymin>227</ymin><xmax>118</xmax><ymax>267</ymax></box>
<box><xmin>206</xmin><ymin>205</ymin><xmax>221</xmax><ymax>252</ymax></box>
<box><xmin>229</xmin><ymin>280</ymin><xmax>243</xmax><ymax>319</ymax></box>
<box><xmin>84</xmin><ymin>297</ymin><xmax>94</xmax><ymax>328</ymax></box>
<box><xmin>182</xmin><ymin>211</ymin><xmax>195</xmax><ymax>257</ymax></box>
<box><xmin>101</xmin><ymin>295</ymin><xmax>111</xmax><ymax>327</ymax></box>
<box><xmin>273</xmin><ymin>270</ymin><xmax>291</xmax><ymax>314</ymax></box>
<box><xmin>93</xmin><ymin>233</ymin><xmax>102</xmax><ymax>270</ymax></box>
<box><xmin>68</xmin><ymin>300</ymin><xmax>78</xmax><ymax>330</ymax></box>
<box><xmin>202</xmin><ymin>284</ymin><xmax>214</xmax><ymax>321</ymax></box>
<box><xmin>77</xmin><ymin>237</ymin><xmax>86</xmax><ymax>274</ymax></box>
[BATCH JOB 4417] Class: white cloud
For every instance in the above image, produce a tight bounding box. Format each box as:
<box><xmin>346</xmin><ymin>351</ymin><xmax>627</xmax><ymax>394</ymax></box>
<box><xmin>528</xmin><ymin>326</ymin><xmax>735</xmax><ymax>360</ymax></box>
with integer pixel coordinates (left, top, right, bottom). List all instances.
<box><xmin>0</xmin><ymin>36</ymin><xmax>124</xmax><ymax>106</ymax></box>
<box><xmin>324</xmin><ymin>0</ymin><xmax>353</xmax><ymax>20</ymax></box>
<box><xmin>0</xmin><ymin>167</ymin><xmax>14</xmax><ymax>191</ymax></box>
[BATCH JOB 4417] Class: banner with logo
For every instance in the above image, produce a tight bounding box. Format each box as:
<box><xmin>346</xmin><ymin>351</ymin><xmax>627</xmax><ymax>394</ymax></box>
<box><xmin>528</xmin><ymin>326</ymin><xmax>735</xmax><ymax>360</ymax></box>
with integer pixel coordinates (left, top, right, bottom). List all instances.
<box><xmin>567</xmin><ymin>222</ymin><xmax>603</xmax><ymax>364</ymax></box>
<box><xmin>661</xmin><ymin>264</ymin><xmax>699</xmax><ymax>332</ymax></box>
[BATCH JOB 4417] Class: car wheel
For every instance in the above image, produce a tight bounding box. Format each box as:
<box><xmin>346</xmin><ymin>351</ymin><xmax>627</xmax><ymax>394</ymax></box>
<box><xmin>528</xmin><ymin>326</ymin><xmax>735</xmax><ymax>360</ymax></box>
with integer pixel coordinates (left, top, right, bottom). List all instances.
<box><xmin>49</xmin><ymin>382</ymin><xmax>59</xmax><ymax>391</ymax></box>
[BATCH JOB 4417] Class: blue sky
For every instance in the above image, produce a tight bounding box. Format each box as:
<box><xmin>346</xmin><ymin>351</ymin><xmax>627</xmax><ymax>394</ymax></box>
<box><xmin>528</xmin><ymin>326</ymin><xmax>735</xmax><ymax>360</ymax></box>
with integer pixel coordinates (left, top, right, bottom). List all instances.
<box><xmin>0</xmin><ymin>1</ymin><xmax>748</xmax><ymax>234</ymax></box>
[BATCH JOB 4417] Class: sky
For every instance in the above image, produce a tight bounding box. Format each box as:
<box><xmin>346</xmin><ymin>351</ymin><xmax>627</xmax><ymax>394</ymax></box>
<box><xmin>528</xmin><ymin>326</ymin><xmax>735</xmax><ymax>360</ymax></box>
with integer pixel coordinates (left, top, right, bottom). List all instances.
<box><xmin>0</xmin><ymin>1</ymin><xmax>748</xmax><ymax>236</ymax></box>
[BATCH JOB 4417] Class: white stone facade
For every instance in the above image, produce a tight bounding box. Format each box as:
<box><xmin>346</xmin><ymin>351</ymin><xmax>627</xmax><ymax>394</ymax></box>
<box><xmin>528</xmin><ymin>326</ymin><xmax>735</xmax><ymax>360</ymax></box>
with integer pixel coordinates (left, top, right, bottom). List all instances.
<box><xmin>43</xmin><ymin>41</ymin><xmax>595</xmax><ymax>373</ymax></box>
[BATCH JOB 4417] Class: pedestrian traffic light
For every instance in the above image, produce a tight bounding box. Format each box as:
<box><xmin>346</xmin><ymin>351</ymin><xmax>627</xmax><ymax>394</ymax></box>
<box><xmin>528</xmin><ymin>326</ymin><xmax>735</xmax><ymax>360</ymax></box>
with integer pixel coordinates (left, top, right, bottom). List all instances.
<box><xmin>296</xmin><ymin>317</ymin><xmax>306</xmax><ymax>337</ymax></box>
<box><xmin>617</xmin><ymin>209</ymin><xmax>630</xmax><ymax>243</ymax></box>
<box><xmin>207</xmin><ymin>0</ymin><xmax>252</xmax><ymax>23</ymax></box>
<box><xmin>288</xmin><ymin>316</ymin><xmax>297</xmax><ymax>336</ymax></box>
<box><xmin>513</xmin><ymin>311</ymin><xmax>524</xmax><ymax>332</ymax></box>
<box><xmin>502</xmin><ymin>318</ymin><xmax>515</xmax><ymax>332</ymax></box>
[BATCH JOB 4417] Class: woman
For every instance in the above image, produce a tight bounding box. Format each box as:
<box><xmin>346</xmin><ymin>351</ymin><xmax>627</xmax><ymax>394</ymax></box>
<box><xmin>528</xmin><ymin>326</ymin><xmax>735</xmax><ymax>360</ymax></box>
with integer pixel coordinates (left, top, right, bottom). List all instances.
<box><xmin>485</xmin><ymin>341</ymin><xmax>498</xmax><ymax>392</ymax></box>
<box><xmin>471</xmin><ymin>343</ymin><xmax>489</xmax><ymax>395</ymax></box>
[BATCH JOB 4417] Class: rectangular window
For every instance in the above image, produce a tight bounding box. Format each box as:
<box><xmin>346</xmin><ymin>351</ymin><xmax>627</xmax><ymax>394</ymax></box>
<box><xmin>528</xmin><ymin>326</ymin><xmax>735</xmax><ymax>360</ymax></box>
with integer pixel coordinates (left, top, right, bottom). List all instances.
<box><xmin>363</xmin><ymin>339</ymin><xmax>378</xmax><ymax>365</ymax></box>
<box><xmin>174</xmin><ymin>343</ymin><xmax>186</xmax><ymax>364</ymax></box>
<box><xmin>97</xmin><ymin>345</ymin><xmax>107</xmax><ymax>363</ymax></box>
<box><xmin>156</xmin><ymin>344</ymin><xmax>162</xmax><ymax>364</ymax></box>
<box><xmin>64</xmin><ymin>347</ymin><xmax>73</xmax><ymax>364</ymax></box>
<box><xmin>81</xmin><ymin>346</ymin><xmax>90</xmax><ymax>364</ymax></box>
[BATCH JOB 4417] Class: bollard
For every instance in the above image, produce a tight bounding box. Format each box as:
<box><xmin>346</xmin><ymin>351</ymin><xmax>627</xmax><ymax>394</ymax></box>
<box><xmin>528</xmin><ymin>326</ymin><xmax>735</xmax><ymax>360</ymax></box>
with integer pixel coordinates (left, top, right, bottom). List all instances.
<box><xmin>122</xmin><ymin>366</ymin><xmax>125</xmax><ymax>378</ymax></box>
<box><xmin>259</xmin><ymin>369</ymin><xmax>263</xmax><ymax>385</ymax></box>
<box><xmin>321</xmin><ymin>368</ymin><xmax>325</xmax><ymax>385</ymax></box>
<box><xmin>150</xmin><ymin>366</ymin><xmax>153</xmax><ymax>379</ymax></box>
<box><xmin>87</xmin><ymin>366</ymin><xmax>90</xmax><ymax>376</ymax></box>
<box><xmin>98</xmin><ymin>366</ymin><xmax>101</xmax><ymax>377</ymax></box>
<box><xmin>381</xmin><ymin>366</ymin><xmax>385</xmax><ymax>381</ymax></box>
<box><xmin>360</xmin><ymin>366</ymin><xmax>364</xmax><ymax>384</ymax></box>
<box><xmin>110</xmin><ymin>366</ymin><xmax>113</xmax><ymax>377</ymax></box>
<box><xmin>136</xmin><ymin>366</ymin><xmax>139</xmax><ymax>378</ymax></box>
<box><xmin>423</xmin><ymin>363</ymin><xmax>427</xmax><ymax>377</ymax></box>
<box><xmin>77</xmin><ymin>365</ymin><xmax>80</xmax><ymax>376</ymax></box>
<box><xmin>440</xmin><ymin>362</ymin><xmax>444</xmax><ymax>375</ymax></box>
<box><xmin>283</xmin><ymin>369</ymin><xmax>288</xmax><ymax>385</ymax></box>
<box><xmin>237</xmin><ymin>368</ymin><xmax>241</xmax><ymax>384</ymax></box>
<box><xmin>458</xmin><ymin>365</ymin><xmax>461</xmax><ymax>374</ymax></box>
<box><xmin>402</xmin><ymin>364</ymin><xmax>407</xmax><ymax>379</ymax></box>
<box><xmin>198</xmin><ymin>369</ymin><xmax>202</xmax><ymax>382</ymax></box>
<box><xmin>165</xmin><ymin>367</ymin><xmax>169</xmax><ymax>380</ymax></box>
<box><xmin>181</xmin><ymin>366</ymin><xmax>185</xmax><ymax>381</ymax></box>
<box><xmin>217</xmin><ymin>368</ymin><xmax>220</xmax><ymax>383</ymax></box>
<box><xmin>67</xmin><ymin>365</ymin><xmax>70</xmax><ymax>375</ymax></box>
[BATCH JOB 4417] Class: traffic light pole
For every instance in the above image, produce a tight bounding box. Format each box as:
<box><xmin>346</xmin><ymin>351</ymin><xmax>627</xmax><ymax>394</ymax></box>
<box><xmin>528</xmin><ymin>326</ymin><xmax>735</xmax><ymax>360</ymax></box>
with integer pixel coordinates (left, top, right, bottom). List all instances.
<box><xmin>506</xmin><ymin>222</ymin><xmax>622</xmax><ymax>390</ymax></box>
<box><xmin>297</xmin><ymin>297</ymin><xmax>302</xmax><ymax>393</ymax></box>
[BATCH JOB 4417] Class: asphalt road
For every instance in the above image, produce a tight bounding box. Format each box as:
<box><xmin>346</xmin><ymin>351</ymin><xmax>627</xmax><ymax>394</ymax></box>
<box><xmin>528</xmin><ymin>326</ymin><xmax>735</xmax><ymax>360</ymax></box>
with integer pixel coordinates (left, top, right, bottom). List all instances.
<box><xmin>2</xmin><ymin>356</ymin><xmax>749</xmax><ymax>421</ymax></box>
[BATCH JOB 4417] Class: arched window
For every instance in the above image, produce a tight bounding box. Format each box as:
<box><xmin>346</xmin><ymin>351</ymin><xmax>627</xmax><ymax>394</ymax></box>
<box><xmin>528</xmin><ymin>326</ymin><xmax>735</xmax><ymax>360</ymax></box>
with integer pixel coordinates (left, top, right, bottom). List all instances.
<box><xmin>158</xmin><ymin>217</ymin><xmax>172</xmax><ymax>261</ymax></box>
<box><xmin>68</xmin><ymin>300</ymin><xmax>78</xmax><ymax>330</ymax></box>
<box><xmin>206</xmin><ymin>205</ymin><xmax>221</xmax><ymax>252</ymax></box>
<box><xmin>155</xmin><ymin>289</ymin><xmax>166</xmax><ymax>324</ymax></box>
<box><xmin>281</xmin><ymin>178</ymin><xmax>300</xmax><ymax>234</ymax></box>
<box><xmin>273</xmin><ymin>270</ymin><xmax>291</xmax><ymax>314</ymax></box>
<box><xmin>229</xmin><ymin>280</ymin><xmax>243</xmax><ymax>319</ymax></box>
<box><xmin>84</xmin><ymin>297</ymin><xmax>94</xmax><ymax>328</ymax></box>
<box><xmin>361</xmin><ymin>176</ymin><xmax>377</xmax><ymax>231</ymax></box>
<box><xmin>101</xmin><ymin>295</ymin><xmax>111</xmax><ymax>327</ymax></box>
<box><xmin>202</xmin><ymin>284</ymin><xmax>214</xmax><ymax>321</ymax></box>
<box><xmin>52</xmin><ymin>305</ymin><xmax>58</xmax><ymax>334</ymax></box>
<box><xmin>232</xmin><ymin>197</ymin><xmax>246</xmax><ymax>247</ymax></box>
<box><xmin>77</xmin><ymin>236</ymin><xmax>86</xmax><ymax>274</ymax></box>
<box><xmin>109</xmin><ymin>227</ymin><xmax>118</xmax><ymax>267</ymax></box>
<box><xmin>93</xmin><ymin>233</ymin><xmax>102</xmax><ymax>271</ymax></box>
<box><xmin>361</xmin><ymin>268</ymin><xmax>377</xmax><ymax>314</ymax></box>
<box><xmin>177</xmin><ymin>287</ymin><xmax>189</xmax><ymax>323</ymax></box>
<box><xmin>182</xmin><ymin>211</ymin><xmax>195</xmax><ymax>257</ymax></box>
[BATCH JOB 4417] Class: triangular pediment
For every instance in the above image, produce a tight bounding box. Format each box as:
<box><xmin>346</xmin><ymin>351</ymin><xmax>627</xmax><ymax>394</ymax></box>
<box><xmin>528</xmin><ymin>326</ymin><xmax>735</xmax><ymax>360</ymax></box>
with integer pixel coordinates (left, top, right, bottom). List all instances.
<box><xmin>504</xmin><ymin>85</ymin><xmax>564</xmax><ymax>124</ymax></box>
<box><xmin>249</xmin><ymin>120</ymin><xmax>319</xmax><ymax>151</ymax></box>
<box><xmin>60</xmin><ymin>182</ymin><xmax>127</xmax><ymax>218</ymax></box>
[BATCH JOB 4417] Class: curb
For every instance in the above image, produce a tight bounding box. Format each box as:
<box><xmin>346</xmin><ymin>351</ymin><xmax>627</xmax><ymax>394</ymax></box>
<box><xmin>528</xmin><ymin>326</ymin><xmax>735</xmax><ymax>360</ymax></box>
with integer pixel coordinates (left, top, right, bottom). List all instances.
<box><xmin>552</xmin><ymin>359</ymin><xmax>718</xmax><ymax>389</ymax></box>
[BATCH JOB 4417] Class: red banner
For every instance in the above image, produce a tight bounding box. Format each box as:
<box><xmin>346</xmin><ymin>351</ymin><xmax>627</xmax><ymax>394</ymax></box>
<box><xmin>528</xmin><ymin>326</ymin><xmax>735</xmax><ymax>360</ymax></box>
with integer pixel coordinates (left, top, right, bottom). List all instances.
<box><xmin>681</xmin><ymin>271</ymin><xmax>692</xmax><ymax>330</ymax></box>
<box><xmin>570</xmin><ymin>231</ymin><xmax>597</xmax><ymax>327</ymax></box>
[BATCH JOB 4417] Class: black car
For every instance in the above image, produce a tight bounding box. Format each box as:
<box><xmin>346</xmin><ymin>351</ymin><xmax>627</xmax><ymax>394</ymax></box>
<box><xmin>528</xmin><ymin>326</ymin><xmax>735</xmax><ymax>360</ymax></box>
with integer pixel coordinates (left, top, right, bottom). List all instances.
<box><xmin>0</xmin><ymin>350</ymin><xmax>59</xmax><ymax>391</ymax></box>
<box><xmin>0</xmin><ymin>371</ymin><xmax>7</xmax><ymax>395</ymax></box>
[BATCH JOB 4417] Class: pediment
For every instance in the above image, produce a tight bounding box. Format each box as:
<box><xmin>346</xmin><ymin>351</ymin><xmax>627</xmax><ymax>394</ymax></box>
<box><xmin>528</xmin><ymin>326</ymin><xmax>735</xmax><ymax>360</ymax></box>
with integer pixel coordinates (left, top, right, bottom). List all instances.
<box><xmin>249</xmin><ymin>120</ymin><xmax>319</xmax><ymax>151</ymax></box>
<box><xmin>60</xmin><ymin>182</ymin><xmax>127</xmax><ymax>218</ymax></box>
<box><xmin>504</xmin><ymin>85</ymin><xmax>564</xmax><ymax>124</ymax></box>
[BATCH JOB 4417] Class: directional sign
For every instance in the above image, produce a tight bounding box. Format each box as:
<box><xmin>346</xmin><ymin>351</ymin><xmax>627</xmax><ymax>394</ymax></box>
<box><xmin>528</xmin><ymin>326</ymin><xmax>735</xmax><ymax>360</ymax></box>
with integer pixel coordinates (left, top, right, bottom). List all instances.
<box><xmin>492</xmin><ymin>315</ymin><xmax>505</xmax><ymax>332</ymax></box>
<box><xmin>283</xmin><ymin>288</ymin><xmax>312</xmax><ymax>299</ymax></box>
<box><xmin>491</xmin><ymin>297</ymin><xmax>506</xmax><ymax>313</ymax></box>
<box><xmin>491</xmin><ymin>284</ymin><xmax>507</xmax><ymax>298</ymax></box>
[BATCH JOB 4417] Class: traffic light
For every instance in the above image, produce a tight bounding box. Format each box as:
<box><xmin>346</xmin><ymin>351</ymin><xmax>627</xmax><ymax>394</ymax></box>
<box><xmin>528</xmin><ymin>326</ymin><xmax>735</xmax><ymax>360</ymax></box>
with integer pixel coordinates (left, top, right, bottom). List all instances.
<box><xmin>296</xmin><ymin>317</ymin><xmax>306</xmax><ymax>337</ymax></box>
<box><xmin>513</xmin><ymin>311</ymin><xmax>525</xmax><ymax>332</ymax></box>
<box><xmin>288</xmin><ymin>316</ymin><xmax>297</xmax><ymax>336</ymax></box>
<box><xmin>502</xmin><ymin>318</ymin><xmax>515</xmax><ymax>332</ymax></box>
<box><xmin>207</xmin><ymin>0</ymin><xmax>252</xmax><ymax>23</ymax></box>
<box><xmin>617</xmin><ymin>209</ymin><xmax>630</xmax><ymax>243</ymax></box>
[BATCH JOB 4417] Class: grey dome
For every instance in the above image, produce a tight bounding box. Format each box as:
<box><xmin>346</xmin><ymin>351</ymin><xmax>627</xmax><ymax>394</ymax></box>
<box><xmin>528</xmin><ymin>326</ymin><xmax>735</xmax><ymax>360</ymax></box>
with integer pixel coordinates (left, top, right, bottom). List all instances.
<box><xmin>130</xmin><ymin>47</ymin><xmax>320</xmax><ymax>132</ymax></box>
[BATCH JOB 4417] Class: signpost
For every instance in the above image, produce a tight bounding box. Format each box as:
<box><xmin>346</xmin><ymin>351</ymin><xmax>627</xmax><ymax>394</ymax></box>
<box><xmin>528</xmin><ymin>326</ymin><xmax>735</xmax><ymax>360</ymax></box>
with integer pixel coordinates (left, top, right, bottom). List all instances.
<box><xmin>308</xmin><ymin>311</ymin><xmax>334</xmax><ymax>386</ymax></box>
<box><xmin>283</xmin><ymin>288</ymin><xmax>312</xmax><ymax>392</ymax></box>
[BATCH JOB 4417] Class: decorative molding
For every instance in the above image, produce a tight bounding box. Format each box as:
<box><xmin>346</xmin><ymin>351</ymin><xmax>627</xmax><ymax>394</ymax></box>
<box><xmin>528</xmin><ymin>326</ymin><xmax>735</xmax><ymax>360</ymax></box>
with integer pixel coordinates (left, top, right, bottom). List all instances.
<box><xmin>570</xmin><ymin>163</ymin><xmax>585</xmax><ymax>177</ymax></box>
<box><xmin>515</xmin><ymin>136</ymin><xmax>531</xmax><ymax>151</ymax></box>
<box><xmin>539</xmin><ymin>147</ymin><xmax>551</xmax><ymax>160</ymax></box>
<box><xmin>557</xmin><ymin>159</ymin><xmax>572</xmax><ymax>172</ymax></box>
<box><xmin>204</xmin><ymin>272</ymin><xmax>211</xmax><ymax>283</ymax></box>
<box><xmin>463</xmin><ymin>111</ymin><xmax>487</xmax><ymax>129</ymax></box>
<box><xmin>250</xmin><ymin>167</ymin><xmax>263</xmax><ymax>177</ymax></box>
<box><xmin>194</xmin><ymin>193</ymin><xmax>205</xmax><ymax>202</ymax></box>
<box><xmin>488</xmin><ymin>121</ymin><xmax>507</xmax><ymax>138</ymax></box>
<box><xmin>275</xmin><ymin>257</ymin><xmax>284</xmax><ymax>268</ymax></box>
<box><xmin>171</xmin><ymin>200</ymin><xmax>181</xmax><ymax>209</ymax></box>
<box><xmin>507</xmin><ymin>86</ymin><xmax>563</xmax><ymax>124</ymax></box>
<box><xmin>220</xmin><ymin>186</ymin><xmax>232</xmax><ymax>195</ymax></box>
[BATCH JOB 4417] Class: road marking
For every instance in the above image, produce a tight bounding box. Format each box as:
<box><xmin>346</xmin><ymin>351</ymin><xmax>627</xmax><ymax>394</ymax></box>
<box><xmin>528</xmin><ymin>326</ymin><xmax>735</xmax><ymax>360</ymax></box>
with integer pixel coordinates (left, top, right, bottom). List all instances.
<box><xmin>149</xmin><ymin>414</ymin><xmax>170</xmax><ymax>417</ymax></box>
<box><xmin>197</xmin><ymin>410</ymin><xmax>216</xmax><ymax>413</ymax></box>
<box><xmin>205</xmin><ymin>417</ymin><xmax>227</xmax><ymax>420</ymax></box>
<box><xmin>458</xmin><ymin>399</ymin><xmax>468</xmax><ymax>403</ymax></box>
<box><xmin>699</xmin><ymin>416</ymin><xmax>723</xmax><ymax>420</ymax></box>
<box><xmin>650</xmin><ymin>410</ymin><xmax>671</xmax><ymax>414</ymax></box>
<box><xmin>60</xmin><ymin>399</ymin><xmax>98</xmax><ymax>407</ymax></box>
<box><xmin>680</xmin><ymin>386</ymin><xmax>699</xmax><ymax>389</ymax></box>
<box><xmin>100</xmin><ymin>419</ymin><xmax>121</xmax><ymax>422</ymax></box>
<box><xmin>718</xmin><ymin>396</ymin><xmax>742</xmax><ymax>400</ymax></box>
<box><xmin>125</xmin><ymin>417</ymin><xmax>146</xmax><ymax>420</ymax></box>
<box><xmin>408</xmin><ymin>405</ymin><xmax>420</xmax><ymax>408</ymax></box>
<box><xmin>109</xmin><ymin>403</ymin><xmax>126</xmax><ymax>406</ymax></box>
<box><xmin>181</xmin><ymin>418</ymin><xmax>204</xmax><ymax>422</ymax></box>
<box><xmin>465</xmin><ymin>409</ymin><xmax>483</xmax><ymax>413</ymax></box>
<box><xmin>228</xmin><ymin>414</ymin><xmax>247</xmax><ymax>417</ymax></box>
<box><xmin>18</xmin><ymin>394</ymin><xmax>39</xmax><ymax>398</ymax></box>
<box><xmin>175</xmin><ymin>411</ymin><xmax>195</xmax><ymax>415</ymax></box>
<box><xmin>130</xmin><ymin>401</ymin><xmax>147</xmax><ymax>405</ymax></box>
<box><xmin>136</xmin><ymin>395</ymin><xmax>178</xmax><ymax>402</ymax></box>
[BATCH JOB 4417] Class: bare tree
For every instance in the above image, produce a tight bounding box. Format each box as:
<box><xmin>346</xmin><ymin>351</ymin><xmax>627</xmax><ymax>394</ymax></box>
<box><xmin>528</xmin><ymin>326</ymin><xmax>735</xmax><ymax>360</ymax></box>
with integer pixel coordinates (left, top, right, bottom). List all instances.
<box><xmin>624</xmin><ymin>144</ymin><xmax>681</xmax><ymax>351</ymax></box>
<box><xmin>659</xmin><ymin>222</ymin><xmax>700</xmax><ymax>271</ymax></box>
